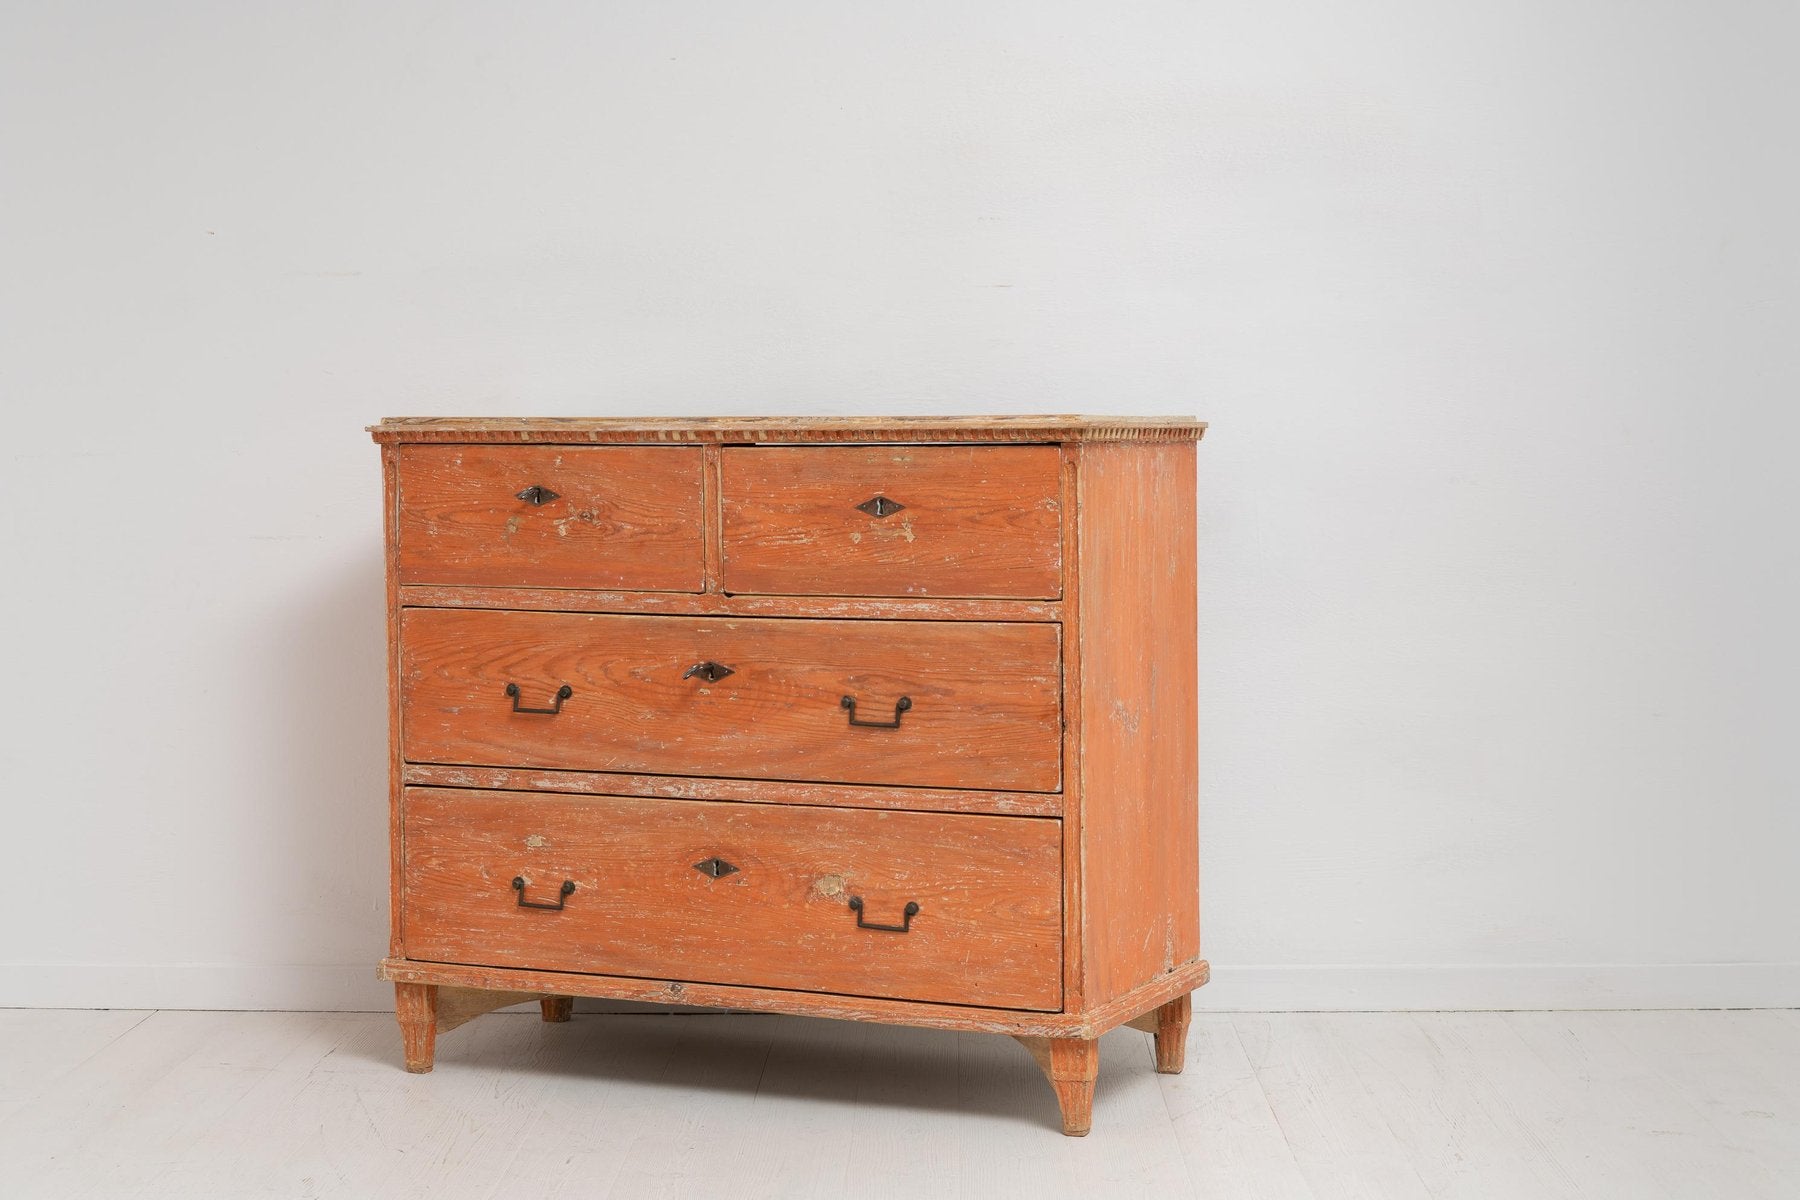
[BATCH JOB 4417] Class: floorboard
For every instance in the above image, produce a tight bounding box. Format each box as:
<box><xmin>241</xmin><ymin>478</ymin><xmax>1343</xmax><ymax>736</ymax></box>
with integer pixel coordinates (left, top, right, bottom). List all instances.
<box><xmin>0</xmin><ymin>1008</ymin><xmax>1793</xmax><ymax>1199</ymax></box>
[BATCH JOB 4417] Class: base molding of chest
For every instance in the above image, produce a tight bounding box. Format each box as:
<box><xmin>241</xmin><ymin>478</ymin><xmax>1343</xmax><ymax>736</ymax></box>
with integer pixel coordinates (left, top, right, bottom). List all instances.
<box><xmin>379</xmin><ymin>955</ymin><xmax>1209</xmax><ymax>1038</ymax></box>
<box><xmin>381</xmin><ymin>957</ymin><xmax>1206</xmax><ymax>1135</ymax></box>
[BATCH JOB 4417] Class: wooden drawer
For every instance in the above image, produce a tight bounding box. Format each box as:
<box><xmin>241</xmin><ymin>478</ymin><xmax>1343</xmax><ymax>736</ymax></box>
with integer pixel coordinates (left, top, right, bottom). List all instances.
<box><xmin>719</xmin><ymin>445</ymin><xmax>1063</xmax><ymax>598</ymax></box>
<box><xmin>396</xmin><ymin>445</ymin><xmax>704</xmax><ymax>590</ymax></box>
<box><xmin>400</xmin><ymin>608</ymin><xmax>1062</xmax><ymax>792</ymax></box>
<box><xmin>401</xmin><ymin>787</ymin><xmax>1063</xmax><ymax>1010</ymax></box>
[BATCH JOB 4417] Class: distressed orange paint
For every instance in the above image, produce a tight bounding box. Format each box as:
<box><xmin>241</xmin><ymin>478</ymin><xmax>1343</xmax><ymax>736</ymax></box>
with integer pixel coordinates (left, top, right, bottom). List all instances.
<box><xmin>370</xmin><ymin>416</ymin><xmax>1207</xmax><ymax>1136</ymax></box>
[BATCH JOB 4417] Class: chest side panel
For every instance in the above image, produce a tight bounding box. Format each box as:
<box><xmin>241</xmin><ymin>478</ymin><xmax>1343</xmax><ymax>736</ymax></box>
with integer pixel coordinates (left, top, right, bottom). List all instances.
<box><xmin>1074</xmin><ymin>440</ymin><xmax>1201</xmax><ymax>1006</ymax></box>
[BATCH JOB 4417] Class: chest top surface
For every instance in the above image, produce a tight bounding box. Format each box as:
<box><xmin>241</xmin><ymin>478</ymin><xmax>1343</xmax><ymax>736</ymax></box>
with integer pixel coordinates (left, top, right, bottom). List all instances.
<box><xmin>369</xmin><ymin>414</ymin><xmax>1205</xmax><ymax>444</ymax></box>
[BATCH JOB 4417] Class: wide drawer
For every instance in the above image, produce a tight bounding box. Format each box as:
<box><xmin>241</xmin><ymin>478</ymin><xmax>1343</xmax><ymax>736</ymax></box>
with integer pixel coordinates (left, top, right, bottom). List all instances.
<box><xmin>401</xmin><ymin>787</ymin><xmax>1064</xmax><ymax>1010</ymax></box>
<box><xmin>400</xmin><ymin>608</ymin><xmax>1062</xmax><ymax>791</ymax></box>
<box><xmin>396</xmin><ymin>445</ymin><xmax>704</xmax><ymax>590</ymax></box>
<box><xmin>719</xmin><ymin>445</ymin><xmax>1063</xmax><ymax>598</ymax></box>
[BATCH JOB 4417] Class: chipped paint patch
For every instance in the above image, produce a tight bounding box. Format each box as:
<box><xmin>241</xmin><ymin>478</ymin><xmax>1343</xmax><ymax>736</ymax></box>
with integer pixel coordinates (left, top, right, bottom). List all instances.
<box><xmin>524</xmin><ymin>834</ymin><xmax>550</xmax><ymax>849</ymax></box>
<box><xmin>1109</xmin><ymin>698</ymin><xmax>1140</xmax><ymax>734</ymax></box>
<box><xmin>811</xmin><ymin>873</ymin><xmax>847</xmax><ymax>899</ymax></box>
<box><xmin>551</xmin><ymin>509</ymin><xmax>600</xmax><ymax>538</ymax></box>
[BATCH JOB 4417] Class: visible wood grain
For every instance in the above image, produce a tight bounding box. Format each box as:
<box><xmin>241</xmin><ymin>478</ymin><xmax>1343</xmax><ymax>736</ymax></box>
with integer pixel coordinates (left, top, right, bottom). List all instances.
<box><xmin>1125</xmin><ymin>992</ymin><xmax>1191</xmax><ymax>1073</ymax></box>
<box><xmin>400</xmin><ymin>608</ymin><xmax>1063</xmax><ymax>791</ymax></box>
<box><xmin>371</xmin><ymin>416</ymin><xmax>1208</xmax><ymax>1135</ymax></box>
<box><xmin>539</xmin><ymin>995</ymin><xmax>574</xmax><ymax>1023</ymax></box>
<box><xmin>370</xmin><ymin>414</ymin><xmax>1208</xmax><ymax>444</ymax></box>
<box><xmin>399</xmin><ymin>583</ymin><xmax>1062</xmax><ymax>623</ymax></box>
<box><xmin>402</xmin><ymin>763</ymin><xmax>1064</xmax><ymax>817</ymax></box>
<box><xmin>393</xmin><ymin>981</ymin><xmax>436</xmax><ymax>1072</ymax></box>
<box><xmin>383</xmin><ymin>444</ymin><xmax>405</xmax><ymax>959</ymax></box>
<box><xmin>719</xmin><ymin>445</ymin><xmax>1063</xmax><ymax>598</ymax></box>
<box><xmin>1076</xmin><ymin>959</ymin><xmax>1211</xmax><ymax>1038</ymax></box>
<box><xmin>1074</xmin><ymin>440</ymin><xmax>1201</xmax><ymax>1006</ymax></box>
<box><xmin>1058</xmin><ymin>443</ymin><xmax>1087</xmax><ymax>1015</ymax></box>
<box><xmin>1015</xmin><ymin>1035</ymin><xmax>1100</xmax><ymax>1135</ymax></box>
<box><xmin>376</xmin><ymin>955</ymin><xmax>1211</xmax><ymax>1038</ymax></box>
<box><xmin>700</xmin><ymin>443</ymin><xmax>723</xmax><ymax>592</ymax></box>
<box><xmin>401</xmin><ymin>786</ymin><xmax>1064</xmax><ymax>1010</ymax></box>
<box><xmin>396</xmin><ymin>445</ymin><xmax>704</xmax><ymax>590</ymax></box>
<box><xmin>1155</xmin><ymin>997</ymin><xmax>1191</xmax><ymax>1073</ymax></box>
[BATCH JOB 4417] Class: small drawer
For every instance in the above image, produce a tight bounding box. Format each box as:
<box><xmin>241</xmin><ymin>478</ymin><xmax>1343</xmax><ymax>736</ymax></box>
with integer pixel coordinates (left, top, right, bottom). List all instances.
<box><xmin>400</xmin><ymin>608</ymin><xmax>1062</xmax><ymax>792</ymax></box>
<box><xmin>720</xmin><ymin>445</ymin><xmax>1063</xmax><ymax>598</ymax></box>
<box><xmin>395</xmin><ymin>446</ymin><xmax>704</xmax><ymax>590</ymax></box>
<box><xmin>401</xmin><ymin>787</ymin><xmax>1064</xmax><ymax>1010</ymax></box>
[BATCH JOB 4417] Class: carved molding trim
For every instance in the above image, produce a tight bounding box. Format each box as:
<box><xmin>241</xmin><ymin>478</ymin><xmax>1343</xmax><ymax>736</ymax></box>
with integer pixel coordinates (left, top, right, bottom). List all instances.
<box><xmin>368</xmin><ymin>416</ymin><xmax>1207</xmax><ymax>445</ymax></box>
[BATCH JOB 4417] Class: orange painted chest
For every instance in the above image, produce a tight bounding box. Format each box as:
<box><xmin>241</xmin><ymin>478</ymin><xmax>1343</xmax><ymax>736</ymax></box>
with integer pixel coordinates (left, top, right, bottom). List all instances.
<box><xmin>371</xmin><ymin>415</ymin><xmax>1208</xmax><ymax>1135</ymax></box>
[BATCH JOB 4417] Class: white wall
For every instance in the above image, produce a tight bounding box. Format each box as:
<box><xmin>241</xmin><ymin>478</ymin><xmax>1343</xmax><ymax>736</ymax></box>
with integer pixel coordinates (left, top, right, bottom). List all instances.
<box><xmin>2</xmin><ymin>1</ymin><xmax>1794</xmax><ymax>1011</ymax></box>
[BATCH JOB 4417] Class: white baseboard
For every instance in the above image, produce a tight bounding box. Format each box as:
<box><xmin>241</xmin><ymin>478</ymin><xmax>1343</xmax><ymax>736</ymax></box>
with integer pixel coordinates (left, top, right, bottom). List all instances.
<box><xmin>0</xmin><ymin>961</ymin><xmax>1794</xmax><ymax>1013</ymax></box>
<box><xmin>0</xmin><ymin>963</ymin><xmax>397</xmax><ymax>1012</ymax></box>
<box><xmin>1191</xmin><ymin>963</ymin><xmax>1800</xmax><ymax>1011</ymax></box>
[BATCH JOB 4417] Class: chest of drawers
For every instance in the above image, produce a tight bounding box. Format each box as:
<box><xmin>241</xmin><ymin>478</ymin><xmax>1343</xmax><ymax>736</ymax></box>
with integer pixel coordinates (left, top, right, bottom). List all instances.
<box><xmin>370</xmin><ymin>416</ymin><xmax>1208</xmax><ymax>1135</ymax></box>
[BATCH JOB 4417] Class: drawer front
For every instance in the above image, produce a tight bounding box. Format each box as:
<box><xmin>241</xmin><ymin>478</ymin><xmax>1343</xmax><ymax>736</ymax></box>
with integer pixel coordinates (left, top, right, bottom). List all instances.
<box><xmin>720</xmin><ymin>446</ymin><xmax>1063</xmax><ymax>598</ymax></box>
<box><xmin>400</xmin><ymin>608</ymin><xmax>1062</xmax><ymax>792</ymax></box>
<box><xmin>396</xmin><ymin>445</ymin><xmax>704</xmax><ymax>590</ymax></box>
<box><xmin>401</xmin><ymin>787</ymin><xmax>1063</xmax><ymax>1010</ymax></box>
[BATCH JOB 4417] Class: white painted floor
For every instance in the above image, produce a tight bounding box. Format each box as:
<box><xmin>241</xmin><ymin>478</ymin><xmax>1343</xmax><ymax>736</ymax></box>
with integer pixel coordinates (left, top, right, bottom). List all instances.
<box><xmin>0</xmin><ymin>1008</ymin><xmax>1795</xmax><ymax>1199</ymax></box>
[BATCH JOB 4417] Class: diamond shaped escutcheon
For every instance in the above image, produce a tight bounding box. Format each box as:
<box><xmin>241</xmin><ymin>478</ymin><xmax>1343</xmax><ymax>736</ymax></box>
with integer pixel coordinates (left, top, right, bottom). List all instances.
<box><xmin>855</xmin><ymin>495</ymin><xmax>905</xmax><ymax>518</ymax></box>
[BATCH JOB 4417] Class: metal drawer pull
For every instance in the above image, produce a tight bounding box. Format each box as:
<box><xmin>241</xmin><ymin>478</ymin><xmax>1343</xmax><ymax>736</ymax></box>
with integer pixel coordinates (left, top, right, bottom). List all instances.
<box><xmin>849</xmin><ymin>896</ymin><xmax>919</xmax><ymax>933</ymax></box>
<box><xmin>855</xmin><ymin>495</ymin><xmax>905</xmax><ymax>518</ymax></box>
<box><xmin>682</xmin><ymin>661</ymin><xmax>736</xmax><ymax>683</ymax></box>
<box><xmin>693</xmin><ymin>856</ymin><xmax>739</xmax><ymax>878</ymax></box>
<box><xmin>513</xmin><ymin>877</ymin><xmax>575</xmax><ymax>910</ymax></box>
<box><xmin>515</xmin><ymin>485</ymin><xmax>560</xmax><ymax>505</ymax></box>
<box><xmin>506</xmin><ymin>683</ymin><xmax>573</xmax><ymax>714</ymax></box>
<box><xmin>841</xmin><ymin>694</ymin><xmax>911</xmax><ymax>729</ymax></box>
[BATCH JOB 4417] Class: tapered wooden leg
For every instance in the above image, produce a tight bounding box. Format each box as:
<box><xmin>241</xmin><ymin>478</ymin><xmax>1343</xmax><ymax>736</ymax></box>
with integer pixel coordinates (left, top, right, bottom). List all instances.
<box><xmin>1127</xmin><ymin>991</ymin><xmax>1192</xmax><ymax>1074</ymax></box>
<box><xmin>1151</xmin><ymin>992</ymin><xmax>1191</xmax><ymax>1073</ymax></box>
<box><xmin>1015</xmin><ymin>1035</ymin><xmax>1101</xmax><ymax>1136</ymax></box>
<box><xmin>394</xmin><ymin>982</ymin><xmax>437</xmax><ymax>1073</ymax></box>
<box><xmin>539</xmin><ymin>995</ymin><xmax>574</xmax><ymax>1023</ymax></box>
